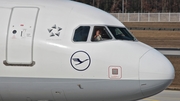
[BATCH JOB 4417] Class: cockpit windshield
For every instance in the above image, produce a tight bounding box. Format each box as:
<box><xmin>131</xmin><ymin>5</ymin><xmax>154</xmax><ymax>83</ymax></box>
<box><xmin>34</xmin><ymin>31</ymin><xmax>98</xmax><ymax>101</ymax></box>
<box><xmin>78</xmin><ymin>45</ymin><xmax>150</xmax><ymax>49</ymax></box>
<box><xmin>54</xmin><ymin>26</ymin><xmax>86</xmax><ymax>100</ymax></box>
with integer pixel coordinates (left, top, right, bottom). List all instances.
<box><xmin>73</xmin><ymin>25</ymin><xmax>136</xmax><ymax>42</ymax></box>
<box><xmin>92</xmin><ymin>26</ymin><xmax>112</xmax><ymax>41</ymax></box>
<box><xmin>108</xmin><ymin>26</ymin><xmax>136</xmax><ymax>41</ymax></box>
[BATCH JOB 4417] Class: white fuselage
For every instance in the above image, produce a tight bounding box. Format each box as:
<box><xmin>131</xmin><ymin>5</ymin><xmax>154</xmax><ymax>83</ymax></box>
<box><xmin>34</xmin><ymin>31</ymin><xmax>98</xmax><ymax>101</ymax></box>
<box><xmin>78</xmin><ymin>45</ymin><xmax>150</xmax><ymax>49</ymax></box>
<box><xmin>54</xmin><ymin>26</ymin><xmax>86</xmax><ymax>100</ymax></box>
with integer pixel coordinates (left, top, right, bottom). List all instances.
<box><xmin>0</xmin><ymin>0</ymin><xmax>175</xmax><ymax>101</ymax></box>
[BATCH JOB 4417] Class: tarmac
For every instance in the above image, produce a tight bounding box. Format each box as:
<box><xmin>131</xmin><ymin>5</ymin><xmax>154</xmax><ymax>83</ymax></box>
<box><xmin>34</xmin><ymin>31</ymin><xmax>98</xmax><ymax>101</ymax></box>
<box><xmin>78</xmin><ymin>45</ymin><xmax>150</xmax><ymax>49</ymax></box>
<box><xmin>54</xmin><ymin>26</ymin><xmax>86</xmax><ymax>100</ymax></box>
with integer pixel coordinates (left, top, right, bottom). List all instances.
<box><xmin>139</xmin><ymin>90</ymin><xmax>180</xmax><ymax>101</ymax></box>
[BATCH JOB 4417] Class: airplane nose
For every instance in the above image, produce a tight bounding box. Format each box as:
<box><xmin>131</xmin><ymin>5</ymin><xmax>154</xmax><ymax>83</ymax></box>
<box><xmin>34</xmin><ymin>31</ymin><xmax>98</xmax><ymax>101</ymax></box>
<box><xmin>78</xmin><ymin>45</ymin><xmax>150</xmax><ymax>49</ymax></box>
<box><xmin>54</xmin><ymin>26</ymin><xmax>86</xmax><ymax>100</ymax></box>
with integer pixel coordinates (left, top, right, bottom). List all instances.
<box><xmin>139</xmin><ymin>49</ymin><xmax>175</xmax><ymax>97</ymax></box>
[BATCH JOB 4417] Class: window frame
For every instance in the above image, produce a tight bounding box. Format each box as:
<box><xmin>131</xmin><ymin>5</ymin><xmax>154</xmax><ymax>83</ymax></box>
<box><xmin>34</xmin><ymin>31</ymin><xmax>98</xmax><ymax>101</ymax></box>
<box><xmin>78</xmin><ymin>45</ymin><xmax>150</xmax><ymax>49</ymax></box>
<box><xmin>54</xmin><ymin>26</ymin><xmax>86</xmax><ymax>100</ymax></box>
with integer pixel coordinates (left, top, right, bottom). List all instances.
<box><xmin>91</xmin><ymin>26</ymin><xmax>113</xmax><ymax>42</ymax></box>
<box><xmin>107</xmin><ymin>25</ymin><xmax>137</xmax><ymax>41</ymax></box>
<box><xmin>72</xmin><ymin>25</ymin><xmax>91</xmax><ymax>42</ymax></box>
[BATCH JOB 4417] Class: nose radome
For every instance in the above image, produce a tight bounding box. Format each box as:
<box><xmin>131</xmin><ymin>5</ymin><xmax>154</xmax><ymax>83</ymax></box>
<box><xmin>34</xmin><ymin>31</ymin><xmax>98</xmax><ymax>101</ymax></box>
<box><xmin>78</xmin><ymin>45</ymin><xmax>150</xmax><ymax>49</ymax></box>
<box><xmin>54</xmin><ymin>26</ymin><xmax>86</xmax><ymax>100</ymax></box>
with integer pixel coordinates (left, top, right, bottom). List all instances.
<box><xmin>139</xmin><ymin>49</ymin><xmax>175</xmax><ymax>97</ymax></box>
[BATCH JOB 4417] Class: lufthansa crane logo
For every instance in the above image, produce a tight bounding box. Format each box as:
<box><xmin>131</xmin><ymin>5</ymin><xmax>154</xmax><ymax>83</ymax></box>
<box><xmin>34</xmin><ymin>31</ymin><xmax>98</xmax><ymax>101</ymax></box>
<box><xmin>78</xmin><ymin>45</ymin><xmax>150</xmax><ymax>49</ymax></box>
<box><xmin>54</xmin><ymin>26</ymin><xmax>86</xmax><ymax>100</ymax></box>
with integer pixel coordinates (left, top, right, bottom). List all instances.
<box><xmin>70</xmin><ymin>51</ymin><xmax>91</xmax><ymax>71</ymax></box>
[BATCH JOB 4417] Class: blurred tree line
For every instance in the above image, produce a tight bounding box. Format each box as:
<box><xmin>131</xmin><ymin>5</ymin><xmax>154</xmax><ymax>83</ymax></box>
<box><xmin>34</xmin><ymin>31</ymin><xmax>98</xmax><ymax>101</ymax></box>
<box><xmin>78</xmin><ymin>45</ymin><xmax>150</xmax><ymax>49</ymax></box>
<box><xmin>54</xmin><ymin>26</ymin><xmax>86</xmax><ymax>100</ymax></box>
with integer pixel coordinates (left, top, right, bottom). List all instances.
<box><xmin>73</xmin><ymin>0</ymin><xmax>180</xmax><ymax>13</ymax></box>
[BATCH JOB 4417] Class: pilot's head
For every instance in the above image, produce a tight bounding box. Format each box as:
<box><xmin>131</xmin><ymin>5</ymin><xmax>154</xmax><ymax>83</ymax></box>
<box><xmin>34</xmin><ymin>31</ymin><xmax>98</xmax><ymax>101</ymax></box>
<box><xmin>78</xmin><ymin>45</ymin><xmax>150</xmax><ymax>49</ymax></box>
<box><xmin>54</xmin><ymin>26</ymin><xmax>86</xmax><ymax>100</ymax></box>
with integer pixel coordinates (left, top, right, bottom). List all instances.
<box><xmin>95</xmin><ymin>29</ymin><xmax>101</xmax><ymax>36</ymax></box>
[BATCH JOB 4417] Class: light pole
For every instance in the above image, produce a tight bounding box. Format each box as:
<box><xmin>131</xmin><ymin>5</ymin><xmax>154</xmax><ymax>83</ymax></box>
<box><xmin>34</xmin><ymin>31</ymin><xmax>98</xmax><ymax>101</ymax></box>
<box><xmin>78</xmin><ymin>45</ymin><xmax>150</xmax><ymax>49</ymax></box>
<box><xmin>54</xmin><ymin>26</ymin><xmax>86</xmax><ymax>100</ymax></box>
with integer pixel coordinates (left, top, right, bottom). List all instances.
<box><xmin>141</xmin><ymin>0</ymin><xmax>143</xmax><ymax>13</ymax></box>
<box><xmin>122</xmin><ymin>0</ymin><xmax>124</xmax><ymax>13</ymax></box>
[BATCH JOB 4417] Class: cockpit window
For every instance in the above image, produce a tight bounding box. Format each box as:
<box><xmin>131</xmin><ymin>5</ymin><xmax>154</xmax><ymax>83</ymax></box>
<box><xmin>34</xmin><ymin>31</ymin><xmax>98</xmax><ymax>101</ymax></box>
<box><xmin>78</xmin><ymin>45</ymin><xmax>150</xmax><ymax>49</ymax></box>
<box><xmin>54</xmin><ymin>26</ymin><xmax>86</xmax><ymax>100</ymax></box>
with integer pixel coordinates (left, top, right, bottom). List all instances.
<box><xmin>73</xmin><ymin>26</ymin><xmax>90</xmax><ymax>42</ymax></box>
<box><xmin>108</xmin><ymin>26</ymin><xmax>135</xmax><ymax>41</ymax></box>
<box><xmin>91</xmin><ymin>26</ymin><xmax>112</xmax><ymax>41</ymax></box>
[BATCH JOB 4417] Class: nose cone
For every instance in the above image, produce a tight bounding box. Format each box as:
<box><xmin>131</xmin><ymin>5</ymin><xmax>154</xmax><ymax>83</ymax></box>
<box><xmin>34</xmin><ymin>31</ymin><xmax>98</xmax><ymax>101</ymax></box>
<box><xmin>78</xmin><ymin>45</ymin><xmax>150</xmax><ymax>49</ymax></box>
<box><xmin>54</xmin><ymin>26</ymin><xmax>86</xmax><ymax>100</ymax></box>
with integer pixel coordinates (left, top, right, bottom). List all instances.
<box><xmin>139</xmin><ymin>49</ymin><xmax>175</xmax><ymax>97</ymax></box>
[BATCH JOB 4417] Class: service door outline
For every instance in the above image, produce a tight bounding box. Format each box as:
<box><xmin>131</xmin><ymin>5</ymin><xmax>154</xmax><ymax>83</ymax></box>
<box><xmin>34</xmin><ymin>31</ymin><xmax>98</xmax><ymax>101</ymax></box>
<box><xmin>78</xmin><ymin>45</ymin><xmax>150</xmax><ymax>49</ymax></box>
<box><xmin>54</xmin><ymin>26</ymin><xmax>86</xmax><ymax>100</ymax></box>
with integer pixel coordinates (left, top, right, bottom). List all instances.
<box><xmin>6</xmin><ymin>7</ymin><xmax>39</xmax><ymax>65</ymax></box>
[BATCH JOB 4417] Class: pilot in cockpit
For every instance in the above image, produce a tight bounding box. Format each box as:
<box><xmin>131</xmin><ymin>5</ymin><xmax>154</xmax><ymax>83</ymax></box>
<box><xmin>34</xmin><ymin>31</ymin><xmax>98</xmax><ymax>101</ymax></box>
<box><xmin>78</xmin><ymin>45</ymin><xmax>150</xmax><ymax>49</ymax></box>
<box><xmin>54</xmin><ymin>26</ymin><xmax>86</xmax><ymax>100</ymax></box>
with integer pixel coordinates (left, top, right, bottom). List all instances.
<box><xmin>93</xmin><ymin>29</ymin><xmax>103</xmax><ymax>41</ymax></box>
